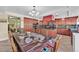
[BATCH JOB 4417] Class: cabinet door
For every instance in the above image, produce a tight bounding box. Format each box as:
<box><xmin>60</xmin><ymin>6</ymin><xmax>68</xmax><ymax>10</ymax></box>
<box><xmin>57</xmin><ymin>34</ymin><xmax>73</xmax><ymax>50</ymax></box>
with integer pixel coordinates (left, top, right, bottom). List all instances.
<box><xmin>55</xmin><ymin>18</ymin><xmax>65</xmax><ymax>25</ymax></box>
<box><xmin>43</xmin><ymin>15</ymin><xmax>52</xmax><ymax>25</ymax></box>
<box><xmin>65</xmin><ymin>16</ymin><xmax>78</xmax><ymax>25</ymax></box>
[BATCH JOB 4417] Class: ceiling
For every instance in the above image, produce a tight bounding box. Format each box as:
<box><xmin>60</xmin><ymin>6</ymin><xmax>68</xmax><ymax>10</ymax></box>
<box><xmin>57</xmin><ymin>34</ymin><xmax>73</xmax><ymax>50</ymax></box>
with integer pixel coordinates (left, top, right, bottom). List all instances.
<box><xmin>0</xmin><ymin>6</ymin><xmax>79</xmax><ymax>19</ymax></box>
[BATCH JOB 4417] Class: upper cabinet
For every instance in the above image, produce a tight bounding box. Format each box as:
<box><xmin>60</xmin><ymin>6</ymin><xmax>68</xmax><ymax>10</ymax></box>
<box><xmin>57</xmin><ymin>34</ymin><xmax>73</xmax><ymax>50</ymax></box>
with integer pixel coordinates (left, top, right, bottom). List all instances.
<box><xmin>55</xmin><ymin>16</ymin><xmax>78</xmax><ymax>25</ymax></box>
<box><xmin>43</xmin><ymin>15</ymin><xmax>53</xmax><ymax>25</ymax></box>
<box><xmin>65</xmin><ymin>16</ymin><xmax>78</xmax><ymax>25</ymax></box>
<box><xmin>55</xmin><ymin>18</ymin><xmax>65</xmax><ymax>25</ymax></box>
<box><xmin>24</xmin><ymin>17</ymin><xmax>38</xmax><ymax>32</ymax></box>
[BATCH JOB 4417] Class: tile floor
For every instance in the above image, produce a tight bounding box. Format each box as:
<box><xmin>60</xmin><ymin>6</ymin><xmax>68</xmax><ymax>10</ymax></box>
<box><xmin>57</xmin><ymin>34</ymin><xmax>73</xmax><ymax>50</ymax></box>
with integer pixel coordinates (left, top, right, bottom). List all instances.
<box><xmin>57</xmin><ymin>35</ymin><xmax>73</xmax><ymax>52</ymax></box>
<box><xmin>0</xmin><ymin>39</ymin><xmax>12</xmax><ymax>52</ymax></box>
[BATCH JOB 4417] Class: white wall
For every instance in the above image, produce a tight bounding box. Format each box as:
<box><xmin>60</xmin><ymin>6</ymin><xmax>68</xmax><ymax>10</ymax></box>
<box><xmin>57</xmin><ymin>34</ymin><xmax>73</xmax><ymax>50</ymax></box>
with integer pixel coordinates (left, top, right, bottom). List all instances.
<box><xmin>0</xmin><ymin>23</ymin><xmax>8</xmax><ymax>41</ymax></box>
<box><xmin>0</xmin><ymin>12</ymin><xmax>8</xmax><ymax>41</ymax></box>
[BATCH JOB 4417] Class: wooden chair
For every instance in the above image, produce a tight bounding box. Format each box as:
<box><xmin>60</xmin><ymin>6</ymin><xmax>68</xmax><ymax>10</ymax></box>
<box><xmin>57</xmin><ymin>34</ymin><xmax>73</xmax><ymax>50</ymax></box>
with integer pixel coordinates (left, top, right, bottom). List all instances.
<box><xmin>8</xmin><ymin>31</ymin><xmax>18</xmax><ymax>52</ymax></box>
<box><xmin>53</xmin><ymin>35</ymin><xmax>62</xmax><ymax>52</ymax></box>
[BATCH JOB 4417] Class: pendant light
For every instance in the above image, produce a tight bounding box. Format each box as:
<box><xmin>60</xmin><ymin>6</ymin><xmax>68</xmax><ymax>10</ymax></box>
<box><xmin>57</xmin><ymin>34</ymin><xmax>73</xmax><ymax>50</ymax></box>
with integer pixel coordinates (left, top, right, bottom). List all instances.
<box><xmin>29</xmin><ymin>6</ymin><xmax>39</xmax><ymax>17</ymax></box>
